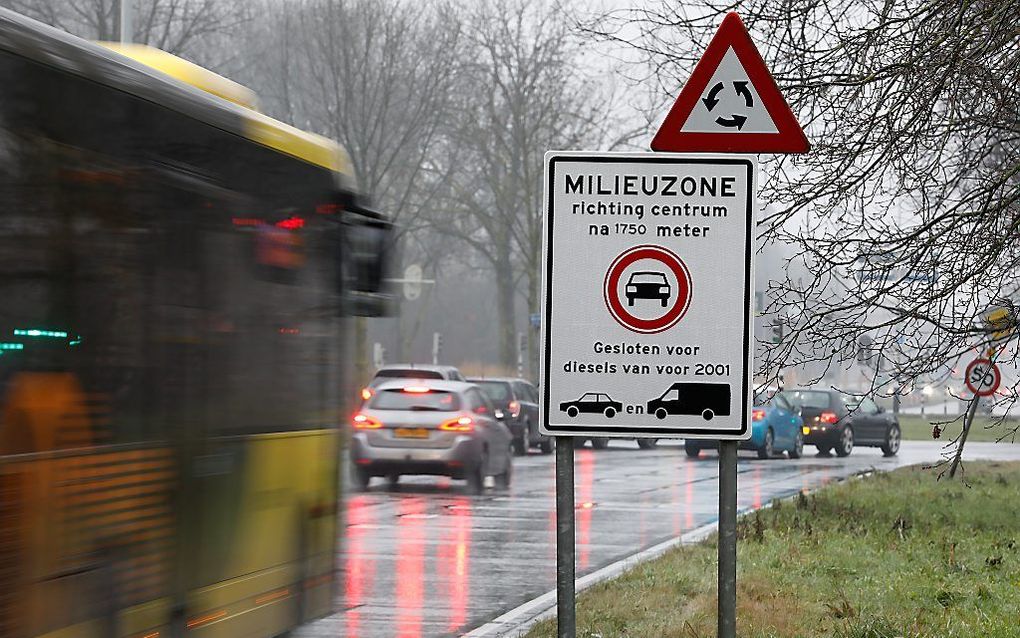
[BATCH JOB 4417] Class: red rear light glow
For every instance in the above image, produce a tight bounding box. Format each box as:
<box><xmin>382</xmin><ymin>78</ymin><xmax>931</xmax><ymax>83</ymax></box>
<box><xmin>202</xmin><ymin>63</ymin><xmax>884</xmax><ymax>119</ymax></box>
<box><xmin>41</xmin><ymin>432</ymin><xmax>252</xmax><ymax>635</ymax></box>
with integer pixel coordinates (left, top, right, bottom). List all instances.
<box><xmin>509</xmin><ymin>400</ymin><xmax>521</xmax><ymax>418</ymax></box>
<box><xmin>439</xmin><ymin>416</ymin><xmax>474</xmax><ymax>433</ymax></box>
<box><xmin>819</xmin><ymin>411</ymin><xmax>838</xmax><ymax>424</ymax></box>
<box><xmin>360</xmin><ymin>388</ymin><xmax>372</xmax><ymax>401</ymax></box>
<box><xmin>752</xmin><ymin>409</ymin><xmax>766</xmax><ymax>421</ymax></box>
<box><xmin>352</xmin><ymin>414</ymin><xmax>383</xmax><ymax>429</ymax></box>
<box><xmin>403</xmin><ymin>386</ymin><xmax>431</xmax><ymax>394</ymax></box>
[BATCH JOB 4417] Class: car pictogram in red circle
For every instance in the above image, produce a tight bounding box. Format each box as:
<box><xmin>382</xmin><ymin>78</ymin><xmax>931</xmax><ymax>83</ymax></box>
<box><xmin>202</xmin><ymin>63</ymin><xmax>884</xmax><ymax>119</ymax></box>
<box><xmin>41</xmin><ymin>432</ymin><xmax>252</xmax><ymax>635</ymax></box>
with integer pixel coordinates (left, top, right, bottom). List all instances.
<box><xmin>603</xmin><ymin>244</ymin><xmax>692</xmax><ymax>334</ymax></box>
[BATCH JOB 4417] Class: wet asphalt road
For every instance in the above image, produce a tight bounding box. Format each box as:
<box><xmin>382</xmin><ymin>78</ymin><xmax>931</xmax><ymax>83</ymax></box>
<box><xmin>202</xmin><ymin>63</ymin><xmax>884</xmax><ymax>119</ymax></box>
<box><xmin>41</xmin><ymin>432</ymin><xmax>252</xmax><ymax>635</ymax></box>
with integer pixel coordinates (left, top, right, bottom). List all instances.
<box><xmin>296</xmin><ymin>439</ymin><xmax>1020</xmax><ymax>638</ymax></box>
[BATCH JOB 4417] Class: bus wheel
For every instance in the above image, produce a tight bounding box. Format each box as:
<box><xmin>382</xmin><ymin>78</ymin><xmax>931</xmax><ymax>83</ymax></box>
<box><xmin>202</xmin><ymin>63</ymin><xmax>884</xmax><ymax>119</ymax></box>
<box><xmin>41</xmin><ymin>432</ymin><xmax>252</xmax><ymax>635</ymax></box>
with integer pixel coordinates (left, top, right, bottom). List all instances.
<box><xmin>702</xmin><ymin>409</ymin><xmax>715</xmax><ymax>421</ymax></box>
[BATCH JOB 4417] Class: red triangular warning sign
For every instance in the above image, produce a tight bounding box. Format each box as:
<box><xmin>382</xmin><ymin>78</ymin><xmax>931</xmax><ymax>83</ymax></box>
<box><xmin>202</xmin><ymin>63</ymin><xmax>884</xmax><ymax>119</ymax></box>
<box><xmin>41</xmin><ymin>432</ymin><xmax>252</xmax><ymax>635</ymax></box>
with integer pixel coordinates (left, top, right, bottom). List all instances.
<box><xmin>651</xmin><ymin>13</ymin><xmax>809</xmax><ymax>154</ymax></box>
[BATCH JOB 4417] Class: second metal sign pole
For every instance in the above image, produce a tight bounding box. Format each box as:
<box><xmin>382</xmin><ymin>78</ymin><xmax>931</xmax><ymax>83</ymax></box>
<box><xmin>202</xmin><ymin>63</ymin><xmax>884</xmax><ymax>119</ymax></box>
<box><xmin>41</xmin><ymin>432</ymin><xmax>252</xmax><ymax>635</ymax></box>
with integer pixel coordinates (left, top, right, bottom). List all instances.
<box><xmin>718</xmin><ymin>440</ymin><xmax>738</xmax><ymax>638</ymax></box>
<box><xmin>555</xmin><ymin>438</ymin><xmax>576</xmax><ymax>637</ymax></box>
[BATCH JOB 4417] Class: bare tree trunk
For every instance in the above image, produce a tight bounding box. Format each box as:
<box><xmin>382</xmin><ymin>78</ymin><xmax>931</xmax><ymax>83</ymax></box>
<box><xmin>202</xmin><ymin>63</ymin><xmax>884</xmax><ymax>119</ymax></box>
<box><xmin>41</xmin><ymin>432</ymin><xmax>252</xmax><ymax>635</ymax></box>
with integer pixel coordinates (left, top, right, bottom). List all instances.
<box><xmin>526</xmin><ymin>248</ymin><xmax>540</xmax><ymax>380</ymax></box>
<box><xmin>950</xmin><ymin>395</ymin><xmax>983</xmax><ymax>479</ymax></box>
<box><xmin>495</xmin><ymin>250</ymin><xmax>517</xmax><ymax>369</ymax></box>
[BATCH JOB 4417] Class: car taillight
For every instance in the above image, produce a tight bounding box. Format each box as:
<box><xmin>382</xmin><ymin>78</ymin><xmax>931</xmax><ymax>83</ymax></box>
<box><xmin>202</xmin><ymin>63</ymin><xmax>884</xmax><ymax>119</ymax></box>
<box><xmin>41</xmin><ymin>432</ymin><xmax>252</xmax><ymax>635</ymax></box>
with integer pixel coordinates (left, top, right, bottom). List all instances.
<box><xmin>819</xmin><ymin>411</ymin><xmax>838</xmax><ymax>424</ymax></box>
<box><xmin>360</xmin><ymin>387</ymin><xmax>372</xmax><ymax>401</ymax></box>
<box><xmin>352</xmin><ymin>413</ymin><xmax>383</xmax><ymax>429</ymax></box>
<box><xmin>439</xmin><ymin>416</ymin><xmax>474</xmax><ymax>433</ymax></box>
<box><xmin>752</xmin><ymin>409</ymin><xmax>766</xmax><ymax>421</ymax></box>
<box><xmin>403</xmin><ymin>386</ymin><xmax>431</xmax><ymax>393</ymax></box>
<box><xmin>509</xmin><ymin>400</ymin><xmax>521</xmax><ymax>418</ymax></box>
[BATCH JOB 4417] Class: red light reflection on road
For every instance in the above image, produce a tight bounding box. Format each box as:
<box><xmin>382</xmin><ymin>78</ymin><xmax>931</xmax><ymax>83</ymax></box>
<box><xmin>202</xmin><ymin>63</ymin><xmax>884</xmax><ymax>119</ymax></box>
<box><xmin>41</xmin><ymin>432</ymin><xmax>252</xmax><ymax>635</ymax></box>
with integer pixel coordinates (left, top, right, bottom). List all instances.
<box><xmin>344</xmin><ymin>495</ymin><xmax>375</xmax><ymax>638</ymax></box>
<box><xmin>684</xmin><ymin>460</ymin><xmax>695</xmax><ymax>529</ymax></box>
<box><xmin>438</xmin><ymin>499</ymin><xmax>473</xmax><ymax>633</ymax></box>
<box><xmin>396</xmin><ymin>497</ymin><xmax>427</xmax><ymax>638</ymax></box>
<box><xmin>576</xmin><ymin>449</ymin><xmax>595</xmax><ymax>569</ymax></box>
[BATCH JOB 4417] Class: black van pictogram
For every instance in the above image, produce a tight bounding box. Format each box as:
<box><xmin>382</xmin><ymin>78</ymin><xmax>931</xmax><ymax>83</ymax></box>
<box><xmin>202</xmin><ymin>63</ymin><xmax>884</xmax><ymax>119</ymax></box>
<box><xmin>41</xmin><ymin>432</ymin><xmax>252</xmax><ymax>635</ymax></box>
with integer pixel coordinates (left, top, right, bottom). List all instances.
<box><xmin>647</xmin><ymin>382</ymin><xmax>731</xmax><ymax>420</ymax></box>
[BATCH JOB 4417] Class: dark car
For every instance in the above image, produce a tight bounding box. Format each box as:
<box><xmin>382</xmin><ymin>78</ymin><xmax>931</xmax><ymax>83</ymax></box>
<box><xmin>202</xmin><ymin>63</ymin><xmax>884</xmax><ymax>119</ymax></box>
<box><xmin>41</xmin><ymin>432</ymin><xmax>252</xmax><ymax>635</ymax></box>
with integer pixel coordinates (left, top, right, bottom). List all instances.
<box><xmin>626</xmin><ymin>271</ymin><xmax>670</xmax><ymax>307</ymax></box>
<box><xmin>647</xmin><ymin>382</ymin><xmax>730</xmax><ymax>420</ymax></box>
<box><xmin>560</xmin><ymin>392</ymin><xmax>623</xmax><ymax>418</ymax></box>
<box><xmin>778</xmin><ymin>389</ymin><xmax>901</xmax><ymax>457</ymax></box>
<box><xmin>469</xmin><ymin>377</ymin><xmax>551</xmax><ymax>455</ymax></box>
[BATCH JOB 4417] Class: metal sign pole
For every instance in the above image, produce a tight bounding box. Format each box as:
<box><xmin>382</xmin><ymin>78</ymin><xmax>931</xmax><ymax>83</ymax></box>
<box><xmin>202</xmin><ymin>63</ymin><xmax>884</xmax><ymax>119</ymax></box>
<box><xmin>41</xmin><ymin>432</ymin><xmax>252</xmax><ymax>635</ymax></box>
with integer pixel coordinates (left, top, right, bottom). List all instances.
<box><xmin>718</xmin><ymin>440</ymin><xmax>738</xmax><ymax>638</ymax></box>
<box><xmin>555</xmin><ymin>439</ymin><xmax>576</xmax><ymax>637</ymax></box>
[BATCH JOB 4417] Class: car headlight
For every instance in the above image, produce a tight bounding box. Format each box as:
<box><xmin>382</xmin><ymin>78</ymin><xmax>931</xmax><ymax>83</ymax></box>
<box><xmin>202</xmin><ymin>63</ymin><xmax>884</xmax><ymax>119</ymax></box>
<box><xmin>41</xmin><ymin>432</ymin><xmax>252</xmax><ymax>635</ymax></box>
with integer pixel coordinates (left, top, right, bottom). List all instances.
<box><xmin>626</xmin><ymin>285</ymin><xmax>637</xmax><ymax>293</ymax></box>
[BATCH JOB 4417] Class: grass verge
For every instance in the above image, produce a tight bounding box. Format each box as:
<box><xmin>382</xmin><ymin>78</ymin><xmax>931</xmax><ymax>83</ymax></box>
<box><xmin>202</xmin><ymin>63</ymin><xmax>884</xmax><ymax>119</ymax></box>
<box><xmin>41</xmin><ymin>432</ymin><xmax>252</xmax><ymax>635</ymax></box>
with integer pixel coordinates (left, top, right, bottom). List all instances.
<box><xmin>524</xmin><ymin>462</ymin><xmax>1020</xmax><ymax>638</ymax></box>
<box><xmin>898</xmin><ymin>415</ymin><xmax>1019</xmax><ymax>443</ymax></box>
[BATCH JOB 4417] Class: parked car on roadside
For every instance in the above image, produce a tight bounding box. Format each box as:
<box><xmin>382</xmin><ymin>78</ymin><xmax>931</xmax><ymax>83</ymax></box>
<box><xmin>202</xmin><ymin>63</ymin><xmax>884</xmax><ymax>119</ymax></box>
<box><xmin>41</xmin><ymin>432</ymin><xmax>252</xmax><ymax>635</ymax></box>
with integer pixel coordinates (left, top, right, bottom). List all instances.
<box><xmin>684</xmin><ymin>392</ymin><xmax>804</xmax><ymax>459</ymax></box>
<box><xmin>349</xmin><ymin>379</ymin><xmax>513</xmax><ymax>494</ymax></box>
<box><xmin>778</xmin><ymin>389</ymin><xmax>901</xmax><ymax>457</ymax></box>
<box><xmin>469</xmin><ymin>377</ymin><xmax>551</xmax><ymax>455</ymax></box>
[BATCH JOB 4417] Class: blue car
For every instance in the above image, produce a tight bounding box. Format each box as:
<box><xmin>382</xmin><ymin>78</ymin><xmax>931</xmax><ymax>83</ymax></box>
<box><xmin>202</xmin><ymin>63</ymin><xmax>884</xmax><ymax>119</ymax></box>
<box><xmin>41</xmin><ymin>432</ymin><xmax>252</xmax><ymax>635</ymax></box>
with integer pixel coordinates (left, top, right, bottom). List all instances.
<box><xmin>684</xmin><ymin>392</ymin><xmax>804</xmax><ymax>459</ymax></box>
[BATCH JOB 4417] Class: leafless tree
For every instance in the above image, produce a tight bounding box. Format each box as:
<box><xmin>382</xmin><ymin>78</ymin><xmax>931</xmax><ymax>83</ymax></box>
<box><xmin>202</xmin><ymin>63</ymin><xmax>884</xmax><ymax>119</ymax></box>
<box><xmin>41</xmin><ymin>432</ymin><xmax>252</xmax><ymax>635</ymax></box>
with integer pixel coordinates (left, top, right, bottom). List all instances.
<box><xmin>243</xmin><ymin>0</ymin><xmax>467</xmax><ymax>375</ymax></box>
<box><xmin>2</xmin><ymin>0</ymin><xmax>248</xmax><ymax>56</ymax></box>
<box><xmin>438</xmin><ymin>0</ymin><xmax>619</xmax><ymax>370</ymax></box>
<box><xmin>583</xmin><ymin>0</ymin><xmax>1020</xmax><ymax>472</ymax></box>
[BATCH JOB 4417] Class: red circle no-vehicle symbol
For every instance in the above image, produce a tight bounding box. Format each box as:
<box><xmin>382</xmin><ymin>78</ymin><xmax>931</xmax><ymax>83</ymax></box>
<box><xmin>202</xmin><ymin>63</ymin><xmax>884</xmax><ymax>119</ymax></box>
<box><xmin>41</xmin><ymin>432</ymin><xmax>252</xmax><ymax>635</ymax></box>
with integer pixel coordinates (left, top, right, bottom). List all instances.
<box><xmin>965</xmin><ymin>358</ymin><xmax>1000</xmax><ymax>397</ymax></box>
<box><xmin>603</xmin><ymin>244</ymin><xmax>692</xmax><ymax>334</ymax></box>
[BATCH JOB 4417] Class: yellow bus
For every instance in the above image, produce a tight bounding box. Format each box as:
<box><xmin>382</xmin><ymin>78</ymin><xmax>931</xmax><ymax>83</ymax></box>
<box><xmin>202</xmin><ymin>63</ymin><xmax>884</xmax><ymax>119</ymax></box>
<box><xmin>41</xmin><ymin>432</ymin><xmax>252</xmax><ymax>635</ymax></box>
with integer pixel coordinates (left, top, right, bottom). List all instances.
<box><xmin>0</xmin><ymin>8</ymin><xmax>390</xmax><ymax>638</ymax></box>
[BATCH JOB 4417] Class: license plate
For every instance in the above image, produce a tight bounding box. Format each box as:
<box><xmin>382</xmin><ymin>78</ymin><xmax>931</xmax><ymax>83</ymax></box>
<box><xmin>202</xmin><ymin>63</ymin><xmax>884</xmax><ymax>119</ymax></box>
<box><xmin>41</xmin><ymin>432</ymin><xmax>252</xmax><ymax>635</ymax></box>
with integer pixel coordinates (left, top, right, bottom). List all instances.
<box><xmin>394</xmin><ymin>428</ymin><xmax>429</xmax><ymax>439</ymax></box>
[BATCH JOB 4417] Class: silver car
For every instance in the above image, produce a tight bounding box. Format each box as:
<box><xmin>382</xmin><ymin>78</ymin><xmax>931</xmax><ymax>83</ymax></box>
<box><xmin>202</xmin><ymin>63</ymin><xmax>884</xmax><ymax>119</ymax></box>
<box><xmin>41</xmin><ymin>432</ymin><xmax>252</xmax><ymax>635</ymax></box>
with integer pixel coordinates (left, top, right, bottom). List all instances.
<box><xmin>349</xmin><ymin>380</ymin><xmax>514</xmax><ymax>494</ymax></box>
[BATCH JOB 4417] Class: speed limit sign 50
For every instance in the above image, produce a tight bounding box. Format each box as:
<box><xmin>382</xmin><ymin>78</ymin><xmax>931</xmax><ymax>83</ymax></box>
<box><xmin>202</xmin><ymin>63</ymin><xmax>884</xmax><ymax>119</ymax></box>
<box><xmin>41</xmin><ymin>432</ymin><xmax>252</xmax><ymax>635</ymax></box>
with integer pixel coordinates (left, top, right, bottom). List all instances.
<box><xmin>965</xmin><ymin>358</ymin><xmax>1001</xmax><ymax>397</ymax></box>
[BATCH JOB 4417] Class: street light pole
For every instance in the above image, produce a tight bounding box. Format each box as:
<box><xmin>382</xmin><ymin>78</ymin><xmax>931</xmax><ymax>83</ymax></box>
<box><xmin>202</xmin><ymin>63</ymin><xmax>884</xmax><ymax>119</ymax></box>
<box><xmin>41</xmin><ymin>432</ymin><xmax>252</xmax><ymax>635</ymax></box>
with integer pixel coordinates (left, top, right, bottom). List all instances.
<box><xmin>120</xmin><ymin>0</ymin><xmax>132</xmax><ymax>44</ymax></box>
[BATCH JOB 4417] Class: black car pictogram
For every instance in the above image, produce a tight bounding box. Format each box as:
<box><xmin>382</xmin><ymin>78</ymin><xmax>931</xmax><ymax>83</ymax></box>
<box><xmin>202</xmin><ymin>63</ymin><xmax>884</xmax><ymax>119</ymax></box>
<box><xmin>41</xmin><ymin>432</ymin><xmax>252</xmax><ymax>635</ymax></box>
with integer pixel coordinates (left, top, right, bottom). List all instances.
<box><xmin>560</xmin><ymin>393</ymin><xmax>623</xmax><ymax>418</ymax></box>
<box><xmin>626</xmin><ymin>271</ymin><xmax>670</xmax><ymax>307</ymax></box>
<box><xmin>647</xmin><ymin>382</ymin><xmax>731</xmax><ymax>420</ymax></box>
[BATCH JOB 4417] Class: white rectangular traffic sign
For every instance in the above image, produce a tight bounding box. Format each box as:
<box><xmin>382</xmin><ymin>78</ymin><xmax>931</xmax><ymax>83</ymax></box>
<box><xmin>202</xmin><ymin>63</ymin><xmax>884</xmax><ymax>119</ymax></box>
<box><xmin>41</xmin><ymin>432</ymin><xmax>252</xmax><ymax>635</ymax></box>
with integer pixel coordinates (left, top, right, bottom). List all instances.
<box><xmin>539</xmin><ymin>152</ymin><xmax>755</xmax><ymax>439</ymax></box>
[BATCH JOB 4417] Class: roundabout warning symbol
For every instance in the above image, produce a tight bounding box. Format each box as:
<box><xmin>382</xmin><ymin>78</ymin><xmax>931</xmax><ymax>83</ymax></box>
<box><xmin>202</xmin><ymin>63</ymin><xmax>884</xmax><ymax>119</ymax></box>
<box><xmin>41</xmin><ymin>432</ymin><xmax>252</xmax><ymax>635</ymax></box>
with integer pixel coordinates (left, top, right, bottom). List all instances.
<box><xmin>604</xmin><ymin>244</ymin><xmax>692</xmax><ymax>334</ymax></box>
